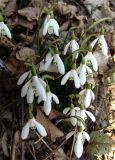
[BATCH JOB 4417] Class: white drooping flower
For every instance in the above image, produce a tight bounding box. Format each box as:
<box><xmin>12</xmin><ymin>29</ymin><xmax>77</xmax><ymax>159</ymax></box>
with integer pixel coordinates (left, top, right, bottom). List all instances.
<box><xmin>44</xmin><ymin>52</ymin><xmax>65</xmax><ymax>75</ymax></box>
<box><xmin>63</xmin><ymin>105</ymin><xmax>80</xmax><ymax>126</ymax></box>
<box><xmin>85</xmin><ymin>51</ymin><xmax>98</xmax><ymax>71</ymax></box>
<box><xmin>37</xmin><ymin>86</ymin><xmax>59</xmax><ymax>115</ymax></box>
<box><xmin>77</xmin><ymin>58</ymin><xmax>93</xmax><ymax>85</ymax></box>
<box><xmin>75</xmin><ymin>106</ymin><xmax>96</xmax><ymax>122</ymax></box>
<box><xmin>17</xmin><ymin>71</ymin><xmax>46</xmax><ymax>103</ymax></box>
<box><xmin>74</xmin><ymin>129</ymin><xmax>90</xmax><ymax>158</ymax></box>
<box><xmin>79</xmin><ymin>87</ymin><xmax>95</xmax><ymax>108</ymax></box>
<box><xmin>21</xmin><ymin>117</ymin><xmax>47</xmax><ymax>139</ymax></box>
<box><xmin>61</xmin><ymin>68</ymin><xmax>80</xmax><ymax>88</ymax></box>
<box><xmin>0</xmin><ymin>20</ymin><xmax>11</xmax><ymax>39</ymax></box>
<box><xmin>43</xmin><ymin>14</ymin><xmax>59</xmax><ymax>36</ymax></box>
<box><xmin>91</xmin><ymin>35</ymin><xmax>108</xmax><ymax>57</ymax></box>
<box><xmin>64</xmin><ymin>32</ymin><xmax>79</xmax><ymax>58</ymax></box>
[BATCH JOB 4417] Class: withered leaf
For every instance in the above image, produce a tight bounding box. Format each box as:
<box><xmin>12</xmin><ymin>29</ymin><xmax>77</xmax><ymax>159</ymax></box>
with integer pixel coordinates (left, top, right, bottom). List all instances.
<box><xmin>36</xmin><ymin>108</ymin><xmax>64</xmax><ymax>142</ymax></box>
<box><xmin>18</xmin><ymin>7</ymin><xmax>39</xmax><ymax>21</ymax></box>
<box><xmin>0</xmin><ymin>0</ymin><xmax>9</xmax><ymax>8</ymax></box>
<box><xmin>0</xmin><ymin>36</ymin><xmax>14</xmax><ymax>48</ymax></box>
<box><xmin>103</xmin><ymin>0</ymin><xmax>115</xmax><ymax>19</ymax></box>
<box><xmin>5</xmin><ymin>0</ymin><xmax>17</xmax><ymax>17</ymax></box>
<box><xmin>5</xmin><ymin>57</ymin><xmax>25</xmax><ymax>74</ymax></box>
<box><xmin>1</xmin><ymin>132</ymin><xmax>9</xmax><ymax>157</ymax></box>
<box><xmin>16</xmin><ymin>47</ymin><xmax>35</xmax><ymax>62</ymax></box>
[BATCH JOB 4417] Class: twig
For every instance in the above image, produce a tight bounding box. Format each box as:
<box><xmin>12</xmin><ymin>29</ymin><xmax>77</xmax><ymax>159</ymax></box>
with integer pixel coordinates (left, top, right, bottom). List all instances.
<box><xmin>34</xmin><ymin>130</ymin><xmax>53</xmax><ymax>152</ymax></box>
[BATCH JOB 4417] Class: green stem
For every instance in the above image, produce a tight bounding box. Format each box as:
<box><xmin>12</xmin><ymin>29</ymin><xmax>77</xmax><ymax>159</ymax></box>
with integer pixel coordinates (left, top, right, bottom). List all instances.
<box><xmin>28</xmin><ymin>103</ymin><xmax>34</xmax><ymax>119</ymax></box>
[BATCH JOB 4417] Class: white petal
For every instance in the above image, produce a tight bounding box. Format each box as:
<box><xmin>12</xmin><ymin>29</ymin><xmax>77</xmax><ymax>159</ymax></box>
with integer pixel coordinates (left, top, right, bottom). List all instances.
<box><xmin>83</xmin><ymin>131</ymin><xmax>90</xmax><ymax>141</ymax></box>
<box><xmin>91</xmin><ymin>54</ymin><xmax>98</xmax><ymax>71</ymax></box>
<box><xmin>27</xmin><ymin>85</ymin><xmax>34</xmax><ymax>104</ymax></box>
<box><xmin>43</xmin><ymin>20</ymin><xmax>50</xmax><ymax>36</ymax></box>
<box><xmin>86</xmin><ymin>66</ymin><xmax>93</xmax><ymax>74</ymax></box>
<box><xmin>66</xmin><ymin>131</ymin><xmax>74</xmax><ymax>140</ymax></box>
<box><xmin>0</xmin><ymin>22</ymin><xmax>11</xmax><ymax>39</ymax></box>
<box><xmin>55</xmin><ymin>54</ymin><xmax>65</xmax><ymax>75</ymax></box>
<box><xmin>100</xmin><ymin>35</ymin><xmax>108</xmax><ymax>56</ymax></box>
<box><xmin>35</xmin><ymin>121</ymin><xmax>47</xmax><ymax>137</ymax></box>
<box><xmin>44</xmin><ymin>92</ymin><xmax>51</xmax><ymax>115</ymax></box>
<box><xmin>45</xmin><ymin>52</ymin><xmax>52</xmax><ymax>61</ymax></box>
<box><xmin>51</xmin><ymin>93</ymin><xmax>59</xmax><ymax>104</ymax></box>
<box><xmin>61</xmin><ymin>71</ymin><xmax>71</xmax><ymax>85</ymax></box>
<box><xmin>90</xmin><ymin>90</ymin><xmax>95</xmax><ymax>100</ymax></box>
<box><xmin>85</xmin><ymin>110</ymin><xmax>96</xmax><ymax>122</ymax></box>
<box><xmin>64</xmin><ymin>42</ymin><xmax>70</xmax><ymax>55</ymax></box>
<box><xmin>70</xmin><ymin>109</ymin><xmax>77</xmax><ymax>126</ymax></box>
<box><xmin>17</xmin><ymin>71</ymin><xmax>30</xmax><ymax>85</ymax></box>
<box><xmin>74</xmin><ymin>134</ymin><xmax>83</xmax><ymax>158</ymax></box>
<box><xmin>37</xmin><ymin>96</ymin><xmax>43</xmax><ymax>104</ymax></box>
<box><xmin>71</xmin><ymin>40</ymin><xmax>79</xmax><ymax>52</ymax></box>
<box><xmin>21</xmin><ymin>122</ymin><xmax>30</xmax><ymax>139</ymax></box>
<box><xmin>80</xmin><ymin>110</ymin><xmax>87</xmax><ymax>120</ymax></box>
<box><xmin>43</xmin><ymin>15</ymin><xmax>50</xmax><ymax>26</ymax></box>
<box><xmin>79</xmin><ymin>65</ymin><xmax>86</xmax><ymax>85</ymax></box>
<box><xmin>91</xmin><ymin>38</ymin><xmax>98</xmax><ymax>49</ymax></box>
<box><xmin>44</xmin><ymin>56</ymin><xmax>53</xmax><ymax>70</ymax></box>
<box><xmin>21</xmin><ymin>80</ymin><xmax>31</xmax><ymax>97</ymax></box>
<box><xmin>79</xmin><ymin>89</ymin><xmax>86</xmax><ymax>96</ymax></box>
<box><xmin>73</xmin><ymin>70</ymin><xmax>80</xmax><ymax>88</ymax></box>
<box><xmin>83</xmin><ymin>89</ymin><xmax>91</xmax><ymax>108</ymax></box>
<box><xmin>63</xmin><ymin>107</ymin><xmax>70</xmax><ymax>114</ymax></box>
<box><xmin>33</xmin><ymin>76</ymin><xmax>46</xmax><ymax>101</ymax></box>
<box><xmin>51</xmin><ymin>19</ymin><xmax>59</xmax><ymax>36</ymax></box>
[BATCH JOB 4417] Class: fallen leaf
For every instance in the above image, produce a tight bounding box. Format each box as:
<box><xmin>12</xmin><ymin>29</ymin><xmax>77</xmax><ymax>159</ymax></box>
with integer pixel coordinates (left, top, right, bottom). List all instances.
<box><xmin>16</xmin><ymin>47</ymin><xmax>36</xmax><ymax>62</ymax></box>
<box><xmin>5</xmin><ymin>57</ymin><xmax>25</xmax><ymax>74</ymax></box>
<box><xmin>0</xmin><ymin>0</ymin><xmax>9</xmax><ymax>8</ymax></box>
<box><xmin>0</xmin><ymin>36</ymin><xmax>14</xmax><ymax>48</ymax></box>
<box><xmin>107</xmin><ymin>30</ymin><xmax>115</xmax><ymax>52</ymax></box>
<box><xmin>18</xmin><ymin>7</ymin><xmax>39</xmax><ymax>21</ymax></box>
<box><xmin>49</xmin><ymin>109</ymin><xmax>62</xmax><ymax>120</ymax></box>
<box><xmin>103</xmin><ymin>0</ymin><xmax>115</xmax><ymax>19</ymax></box>
<box><xmin>1</xmin><ymin>132</ymin><xmax>9</xmax><ymax>157</ymax></box>
<box><xmin>58</xmin><ymin>2</ymin><xmax>78</xmax><ymax>18</ymax></box>
<box><xmin>12</xmin><ymin>15</ymin><xmax>36</xmax><ymax>30</ymax></box>
<box><xmin>5</xmin><ymin>0</ymin><xmax>17</xmax><ymax>17</ymax></box>
<box><xmin>19</xmin><ymin>33</ymin><xmax>34</xmax><ymax>44</ymax></box>
<box><xmin>54</xmin><ymin>148</ymin><xmax>67</xmax><ymax>160</ymax></box>
<box><xmin>36</xmin><ymin>108</ymin><xmax>64</xmax><ymax>142</ymax></box>
<box><xmin>60</xmin><ymin>21</ymin><xmax>70</xmax><ymax>32</ymax></box>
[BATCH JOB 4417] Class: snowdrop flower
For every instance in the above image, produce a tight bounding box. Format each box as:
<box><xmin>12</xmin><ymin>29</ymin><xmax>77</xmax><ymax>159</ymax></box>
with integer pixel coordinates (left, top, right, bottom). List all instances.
<box><xmin>37</xmin><ymin>85</ymin><xmax>59</xmax><ymax>115</ymax></box>
<box><xmin>63</xmin><ymin>104</ymin><xmax>80</xmax><ymax>126</ymax></box>
<box><xmin>21</xmin><ymin>117</ymin><xmax>47</xmax><ymax>139</ymax></box>
<box><xmin>64</xmin><ymin>32</ymin><xmax>79</xmax><ymax>58</ymax></box>
<box><xmin>85</xmin><ymin>51</ymin><xmax>98</xmax><ymax>71</ymax></box>
<box><xmin>61</xmin><ymin>63</ymin><xmax>80</xmax><ymax>88</ymax></box>
<box><xmin>0</xmin><ymin>15</ymin><xmax>11</xmax><ymax>39</ymax></box>
<box><xmin>43</xmin><ymin>13</ymin><xmax>59</xmax><ymax>36</ymax></box>
<box><xmin>77</xmin><ymin>58</ymin><xmax>93</xmax><ymax>85</ymax></box>
<box><xmin>44</xmin><ymin>51</ymin><xmax>65</xmax><ymax>75</ymax></box>
<box><xmin>75</xmin><ymin>105</ymin><xmax>96</xmax><ymax>122</ymax></box>
<box><xmin>79</xmin><ymin>85</ymin><xmax>95</xmax><ymax>108</ymax></box>
<box><xmin>91</xmin><ymin>34</ymin><xmax>108</xmax><ymax>57</ymax></box>
<box><xmin>17</xmin><ymin>71</ymin><xmax>46</xmax><ymax>102</ymax></box>
<box><xmin>74</xmin><ymin>127</ymin><xmax>90</xmax><ymax>158</ymax></box>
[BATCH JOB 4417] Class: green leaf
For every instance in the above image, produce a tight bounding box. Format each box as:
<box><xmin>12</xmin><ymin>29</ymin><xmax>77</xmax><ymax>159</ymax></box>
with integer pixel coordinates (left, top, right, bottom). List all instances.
<box><xmin>87</xmin><ymin>131</ymin><xmax>113</xmax><ymax>156</ymax></box>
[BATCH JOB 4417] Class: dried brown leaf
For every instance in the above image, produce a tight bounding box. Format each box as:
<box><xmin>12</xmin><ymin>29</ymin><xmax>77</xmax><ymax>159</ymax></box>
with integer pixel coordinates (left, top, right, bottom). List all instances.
<box><xmin>0</xmin><ymin>36</ymin><xmax>14</xmax><ymax>48</ymax></box>
<box><xmin>60</xmin><ymin>21</ymin><xmax>70</xmax><ymax>32</ymax></box>
<box><xmin>19</xmin><ymin>33</ymin><xmax>34</xmax><ymax>44</ymax></box>
<box><xmin>54</xmin><ymin>148</ymin><xmax>67</xmax><ymax>160</ymax></box>
<box><xmin>58</xmin><ymin>2</ymin><xmax>78</xmax><ymax>18</ymax></box>
<box><xmin>103</xmin><ymin>0</ymin><xmax>115</xmax><ymax>19</ymax></box>
<box><xmin>5</xmin><ymin>0</ymin><xmax>17</xmax><ymax>17</ymax></box>
<box><xmin>5</xmin><ymin>57</ymin><xmax>25</xmax><ymax>74</ymax></box>
<box><xmin>18</xmin><ymin>7</ymin><xmax>39</xmax><ymax>21</ymax></box>
<box><xmin>0</xmin><ymin>0</ymin><xmax>9</xmax><ymax>8</ymax></box>
<box><xmin>107</xmin><ymin>30</ymin><xmax>115</xmax><ymax>52</ymax></box>
<box><xmin>1</xmin><ymin>132</ymin><xmax>9</xmax><ymax>157</ymax></box>
<box><xmin>12</xmin><ymin>15</ymin><xmax>36</xmax><ymax>30</ymax></box>
<box><xmin>36</xmin><ymin>109</ymin><xmax>64</xmax><ymax>142</ymax></box>
<box><xmin>49</xmin><ymin>109</ymin><xmax>62</xmax><ymax>120</ymax></box>
<box><xmin>16</xmin><ymin>47</ymin><xmax>35</xmax><ymax>62</ymax></box>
